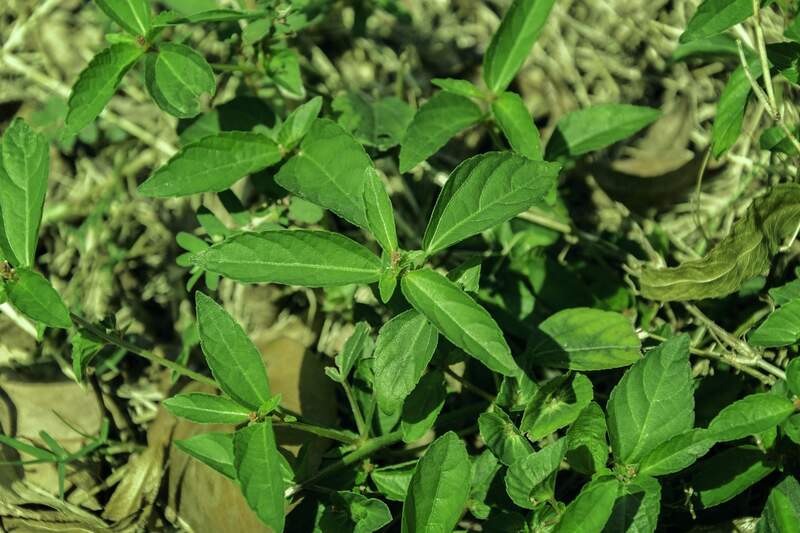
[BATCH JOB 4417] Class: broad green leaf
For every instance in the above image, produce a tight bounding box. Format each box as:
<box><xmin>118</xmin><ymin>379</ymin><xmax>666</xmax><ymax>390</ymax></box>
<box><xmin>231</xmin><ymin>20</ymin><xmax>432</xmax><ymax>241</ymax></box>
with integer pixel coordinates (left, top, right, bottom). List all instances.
<box><xmin>491</xmin><ymin>91</ymin><xmax>542</xmax><ymax>160</ymax></box>
<box><xmin>319</xmin><ymin>491</ymin><xmax>393</xmax><ymax>533</ymax></box>
<box><xmin>138</xmin><ymin>132</ymin><xmax>281</xmax><ymax>197</ymax></box>
<box><xmin>378</xmin><ymin>267</ymin><xmax>398</xmax><ymax>304</ymax></box>
<box><xmin>363</xmin><ymin>167</ymin><xmax>398</xmax><ymax>255</ymax></box>
<box><xmin>0</xmin><ymin>119</ymin><xmax>49</xmax><ymax>267</ymax></box>
<box><xmin>707</xmin><ymin>392</ymin><xmax>796</xmax><ymax>442</ymax></box>
<box><xmin>65</xmin><ymin>43</ymin><xmax>144</xmax><ymax>136</ymax></box>
<box><xmin>94</xmin><ymin>0</ymin><xmax>152</xmax><ymax>36</ymax></box>
<box><xmin>771</xmin><ymin>276</ymin><xmax>800</xmax><ymax>306</ymax></box>
<box><xmin>275</xmin><ymin>119</ymin><xmax>372</xmax><ymax>228</ymax></box>
<box><xmin>520</xmin><ymin>372</ymin><xmax>594</xmax><ymax>440</ymax></box>
<box><xmin>6</xmin><ymin>268</ymin><xmax>71</xmax><ymax>329</ymax></box>
<box><xmin>196</xmin><ymin>230</ymin><xmax>382</xmax><ymax>287</ymax></box>
<box><xmin>750</xmin><ymin>299</ymin><xmax>800</xmax><ymax>347</ymax></box>
<box><xmin>234</xmin><ymin>422</ymin><xmax>286</xmax><ymax>532</ymax></box>
<box><xmin>787</xmin><ymin>358</ymin><xmax>800</xmax><ymax>396</ymax></box>
<box><xmin>431</xmin><ymin>78</ymin><xmax>485</xmax><ymax>99</ymax></box>
<box><xmin>565</xmin><ymin>401</ymin><xmax>608</xmax><ymax>475</ymax></box>
<box><xmin>423</xmin><ymin>152</ymin><xmax>560</xmax><ymax>255</ymax></box>
<box><xmin>468</xmin><ymin>451</ymin><xmax>500</xmax><ymax>519</ymax></box>
<box><xmin>545</xmin><ymin>104</ymin><xmax>660</xmax><ymax>159</ymax></box>
<box><xmin>504</xmin><ymin>438</ymin><xmax>567</xmax><ymax>510</ymax></box>
<box><xmin>163</xmin><ymin>393</ymin><xmax>252</xmax><ymax>424</ymax></box>
<box><xmin>640</xmin><ymin>184</ymin><xmax>800</xmax><ymax>301</ymax></box>
<box><xmin>479</xmin><ymin>407</ymin><xmax>533</xmax><ymax>466</ymax></box>
<box><xmin>333</xmin><ymin>93</ymin><xmax>414</xmax><ymax>150</ymax></box>
<box><xmin>144</xmin><ymin>43</ymin><xmax>215</xmax><ymax>118</ymax></box>
<box><xmin>401</xmin><ymin>268</ymin><xmax>520</xmax><ymax>377</ymax></box>
<box><xmin>607</xmin><ymin>336</ymin><xmax>694</xmax><ymax>465</ymax></box>
<box><xmin>373</xmin><ymin>309</ymin><xmax>439</xmax><ymax>414</ymax></box>
<box><xmin>195</xmin><ymin>292</ymin><xmax>271</xmax><ymax>410</ymax></box>
<box><xmin>174</xmin><ymin>432</ymin><xmax>236</xmax><ymax>479</ymax></box>
<box><xmin>757</xmin><ymin>476</ymin><xmax>800</xmax><ymax>533</ymax></box>
<box><xmin>333</xmin><ymin>322</ymin><xmax>371</xmax><ymax>382</ymax></box>
<box><xmin>277</xmin><ymin>96</ymin><xmax>322</xmax><ymax>151</ymax></box>
<box><xmin>267</xmin><ymin>48</ymin><xmax>304</xmax><ymax>99</ymax></box>
<box><xmin>692</xmin><ymin>445</ymin><xmax>774</xmax><ymax>508</ymax></box>
<box><xmin>527</xmin><ymin>307</ymin><xmax>641</xmax><ymax>370</ymax></box>
<box><xmin>398</xmin><ymin>92</ymin><xmax>484</xmax><ymax>173</ymax></box>
<box><xmin>401</xmin><ymin>371</ymin><xmax>447</xmax><ymax>443</ymax></box>
<box><xmin>711</xmin><ymin>57</ymin><xmax>761</xmax><ymax>157</ymax></box>
<box><xmin>554</xmin><ymin>477</ymin><xmax>620</xmax><ymax>533</ymax></box>
<box><xmin>482</xmin><ymin>0</ymin><xmax>557</xmax><ymax>93</ymax></box>
<box><xmin>680</xmin><ymin>0</ymin><xmax>751</xmax><ymax>43</ymax></box>
<box><xmin>638</xmin><ymin>428</ymin><xmax>715</xmax><ymax>477</ymax></box>
<box><xmin>401</xmin><ymin>431</ymin><xmax>470</xmax><ymax>533</ymax></box>
<box><xmin>371</xmin><ymin>461</ymin><xmax>417</xmax><ymax>501</ymax></box>
<box><xmin>603</xmin><ymin>476</ymin><xmax>661</xmax><ymax>533</ymax></box>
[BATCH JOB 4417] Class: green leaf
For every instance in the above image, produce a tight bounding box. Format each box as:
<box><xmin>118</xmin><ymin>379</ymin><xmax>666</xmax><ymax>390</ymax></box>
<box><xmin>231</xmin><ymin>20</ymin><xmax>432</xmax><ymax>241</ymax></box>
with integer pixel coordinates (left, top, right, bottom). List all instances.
<box><xmin>144</xmin><ymin>43</ymin><xmax>215</xmax><ymax>118</ymax></box>
<box><xmin>680</xmin><ymin>0</ymin><xmax>751</xmax><ymax>43</ymax></box>
<box><xmin>504</xmin><ymin>438</ymin><xmax>567</xmax><ymax>510</ymax></box>
<box><xmin>333</xmin><ymin>93</ymin><xmax>414</xmax><ymax>150</ymax></box>
<box><xmin>750</xmin><ymin>299</ymin><xmax>800</xmax><ymax>347</ymax></box>
<box><xmin>638</xmin><ymin>428</ymin><xmax>715</xmax><ymax>477</ymax></box>
<box><xmin>6</xmin><ymin>268</ymin><xmax>71</xmax><ymax>329</ymax></box>
<box><xmin>545</xmin><ymin>104</ymin><xmax>660</xmax><ymax>159</ymax></box>
<box><xmin>672</xmin><ymin>33</ymin><xmax>740</xmax><ymax>62</ymax></box>
<box><xmin>520</xmin><ymin>372</ymin><xmax>594</xmax><ymax>440</ymax></box>
<box><xmin>333</xmin><ymin>322</ymin><xmax>372</xmax><ymax>382</ymax></box>
<box><xmin>363</xmin><ymin>167</ymin><xmax>398</xmax><ymax>255</ymax></box>
<box><xmin>422</xmin><ymin>152</ymin><xmax>560</xmax><ymax>255</ymax></box>
<box><xmin>0</xmin><ymin>434</ymin><xmax>57</xmax><ymax>462</ymax></box>
<box><xmin>401</xmin><ymin>371</ymin><xmax>447</xmax><ymax>443</ymax></box>
<box><xmin>234</xmin><ymin>421</ymin><xmax>286</xmax><ymax>532</ymax></box>
<box><xmin>94</xmin><ymin>0</ymin><xmax>152</xmax><ymax>36</ymax></box>
<box><xmin>163</xmin><ymin>393</ymin><xmax>252</xmax><ymax>424</ymax></box>
<box><xmin>275</xmin><ymin>119</ymin><xmax>373</xmax><ymax>228</ymax></box>
<box><xmin>196</xmin><ymin>230</ymin><xmax>382</xmax><ymax>287</ymax></box>
<box><xmin>267</xmin><ymin>48</ymin><xmax>304</xmax><ymax>99</ymax></box>
<box><xmin>371</xmin><ymin>461</ymin><xmax>417</xmax><ymax>502</ymax></box>
<box><xmin>277</xmin><ymin>96</ymin><xmax>322</xmax><ymax>151</ymax></box>
<box><xmin>479</xmin><ymin>407</ymin><xmax>533</xmax><ymax>466</ymax></box>
<box><xmin>607</xmin><ymin>335</ymin><xmax>694</xmax><ymax>464</ymax></box>
<box><xmin>195</xmin><ymin>292</ymin><xmax>271</xmax><ymax>410</ymax></box>
<box><xmin>319</xmin><ymin>491</ymin><xmax>393</xmax><ymax>533</ymax></box>
<box><xmin>527</xmin><ymin>307</ymin><xmax>641</xmax><ymax>370</ymax></box>
<box><xmin>491</xmin><ymin>91</ymin><xmax>542</xmax><ymax>160</ymax></box>
<box><xmin>174</xmin><ymin>431</ymin><xmax>236</xmax><ymax>479</ymax></box>
<box><xmin>707</xmin><ymin>392</ymin><xmax>796</xmax><ymax>442</ymax></box>
<box><xmin>398</xmin><ymin>92</ymin><xmax>484</xmax><ymax>173</ymax></box>
<box><xmin>603</xmin><ymin>476</ymin><xmax>661</xmax><ymax>533</ymax></box>
<box><xmin>787</xmin><ymin>358</ymin><xmax>800</xmax><ymax>396</ymax></box>
<box><xmin>138</xmin><ymin>132</ymin><xmax>282</xmax><ymax>197</ymax></box>
<box><xmin>65</xmin><ymin>43</ymin><xmax>144</xmax><ymax>136</ymax></box>
<box><xmin>639</xmin><ymin>184</ymin><xmax>800</xmax><ymax>301</ymax></box>
<box><xmin>692</xmin><ymin>445</ymin><xmax>774</xmax><ymax>508</ymax></box>
<box><xmin>373</xmin><ymin>309</ymin><xmax>439</xmax><ymax>414</ymax></box>
<box><xmin>757</xmin><ymin>476</ymin><xmax>800</xmax><ymax>533</ymax></box>
<box><xmin>482</xmin><ymin>0</ymin><xmax>557</xmax><ymax>93</ymax></box>
<box><xmin>401</xmin><ymin>431</ymin><xmax>471</xmax><ymax>533</ymax></box>
<box><xmin>431</xmin><ymin>78</ymin><xmax>485</xmax><ymax>99</ymax></box>
<box><xmin>401</xmin><ymin>268</ymin><xmax>520</xmax><ymax>377</ymax></box>
<box><xmin>154</xmin><ymin>8</ymin><xmax>266</xmax><ymax>25</ymax></box>
<box><xmin>712</xmin><ymin>55</ymin><xmax>761</xmax><ymax>157</ymax></box>
<box><xmin>554</xmin><ymin>477</ymin><xmax>620</xmax><ymax>533</ymax></box>
<box><xmin>0</xmin><ymin>119</ymin><xmax>49</xmax><ymax>268</ymax></box>
<box><xmin>565</xmin><ymin>401</ymin><xmax>608</xmax><ymax>475</ymax></box>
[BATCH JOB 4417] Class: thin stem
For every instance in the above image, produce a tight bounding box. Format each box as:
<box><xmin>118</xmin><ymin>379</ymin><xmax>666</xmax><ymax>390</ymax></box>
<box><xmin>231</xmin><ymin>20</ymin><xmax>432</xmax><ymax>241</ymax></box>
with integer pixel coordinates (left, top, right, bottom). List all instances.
<box><xmin>341</xmin><ymin>381</ymin><xmax>369</xmax><ymax>438</ymax></box>
<box><xmin>751</xmin><ymin>0</ymin><xmax>777</xmax><ymax>114</ymax></box>
<box><xmin>272</xmin><ymin>421</ymin><xmax>357</xmax><ymax>445</ymax></box>
<box><xmin>444</xmin><ymin>367</ymin><xmax>496</xmax><ymax>402</ymax></box>
<box><xmin>210</xmin><ymin>62</ymin><xmax>262</xmax><ymax>75</ymax></box>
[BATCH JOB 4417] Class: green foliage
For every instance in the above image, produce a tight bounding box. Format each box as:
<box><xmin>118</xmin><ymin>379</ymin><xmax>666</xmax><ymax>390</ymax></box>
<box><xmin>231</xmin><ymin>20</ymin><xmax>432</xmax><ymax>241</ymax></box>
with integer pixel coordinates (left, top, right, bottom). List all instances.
<box><xmin>491</xmin><ymin>91</ymin><xmax>543</xmax><ymax>160</ymax></box>
<box><xmin>162</xmin><ymin>393</ymin><xmax>252</xmax><ymax>424</ymax></box>
<box><xmin>143</xmin><ymin>43</ymin><xmax>215</xmax><ymax>118</ymax></box>
<box><xmin>94</xmin><ymin>0</ymin><xmax>152</xmax><ymax>37</ymax></box>
<box><xmin>680</xmin><ymin>0</ymin><xmax>752</xmax><ymax>43</ymax></box>
<box><xmin>174</xmin><ymin>432</ymin><xmax>236</xmax><ymax>479</ymax></box>
<box><xmin>5</xmin><ymin>268</ymin><xmax>71</xmax><ymax>329</ymax></box>
<box><xmin>234</xmin><ymin>421</ymin><xmax>286</xmax><ymax>531</ymax></box>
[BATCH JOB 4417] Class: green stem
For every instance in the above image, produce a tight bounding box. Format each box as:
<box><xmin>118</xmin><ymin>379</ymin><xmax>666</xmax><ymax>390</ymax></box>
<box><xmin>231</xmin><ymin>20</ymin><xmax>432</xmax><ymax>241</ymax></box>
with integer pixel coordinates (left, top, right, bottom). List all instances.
<box><xmin>341</xmin><ymin>381</ymin><xmax>369</xmax><ymax>438</ymax></box>
<box><xmin>210</xmin><ymin>62</ymin><xmax>262</xmax><ymax>75</ymax></box>
<box><xmin>272</xmin><ymin>421</ymin><xmax>358</xmax><ymax>445</ymax></box>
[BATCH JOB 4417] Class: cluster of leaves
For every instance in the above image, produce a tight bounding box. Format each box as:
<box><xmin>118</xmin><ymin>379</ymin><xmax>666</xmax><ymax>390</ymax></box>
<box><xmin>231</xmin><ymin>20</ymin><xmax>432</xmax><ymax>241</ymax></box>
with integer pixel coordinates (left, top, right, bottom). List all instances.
<box><xmin>4</xmin><ymin>0</ymin><xmax>800</xmax><ymax>531</ymax></box>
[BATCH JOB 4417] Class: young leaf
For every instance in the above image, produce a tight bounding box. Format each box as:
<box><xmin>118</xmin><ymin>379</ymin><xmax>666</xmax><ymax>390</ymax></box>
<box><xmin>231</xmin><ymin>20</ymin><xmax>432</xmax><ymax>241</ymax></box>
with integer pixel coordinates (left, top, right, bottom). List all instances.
<box><xmin>401</xmin><ymin>268</ymin><xmax>520</xmax><ymax>377</ymax></box>
<box><xmin>401</xmin><ymin>431</ymin><xmax>470</xmax><ymax>533</ymax></box>
<box><xmin>195</xmin><ymin>292</ymin><xmax>271</xmax><ymax>410</ymax></box>
<box><xmin>401</xmin><ymin>371</ymin><xmax>447</xmax><ymax>443</ymax></box>
<box><xmin>639</xmin><ymin>184</ymin><xmax>800</xmax><ymax>301</ymax></box>
<box><xmin>65</xmin><ymin>43</ymin><xmax>144</xmax><ymax>136</ymax></box>
<box><xmin>553</xmin><ymin>477</ymin><xmax>620</xmax><ymax>533</ymax></box>
<box><xmin>711</xmin><ymin>56</ymin><xmax>761</xmax><ymax>158</ymax></box>
<box><xmin>363</xmin><ymin>167</ymin><xmax>398</xmax><ymax>255</ymax></box>
<box><xmin>565</xmin><ymin>401</ymin><xmax>608</xmax><ymax>475</ymax></box>
<box><xmin>749</xmin><ymin>299</ymin><xmax>800</xmax><ymax>347</ymax></box>
<box><xmin>333</xmin><ymin>321</ymin><xmax>371</xmax><ymax>382</ymax></box>
<box><xmin>163</xmin><ymin>393</ymin><xmax>252</xmax><ymax>424</ymax></box>
<box><xmin>604</xmin><ymin>475</ymin><xmax>661</xmax><ymax>533</ymax></box>
<box><xmin>520</xmin><ymin>372</ymin><xmax>594</xmax><ymax>440</ymax></box>
<box><xmin>234</xmin><ymin>421</ymin><xmax>286</xmax><ymax>532</ymax></box>
<box><xmin>431</xmin><ymin>78</ymin><xmax>485</xmax><ymax>99</ymax></box>
<box><xmin>707</xmin><ymin>392</ymin><xmax>796</xmax><ymax>442</ymax></box>
<box><xmin>138</xmin><ymin>132</ymin><xmax>281</xmax><ymax>197</ymax></box>
<box><xmin>607</xmin><ymin>335</ymin><xmax>694</xmax><ymax>465</ymax></box>
<box><xmin>373</xmin><ymin>309</ymin><xmax>439</xmax><ymax>414</ymax></box>
<box><xmin>692</xmin><ymin>445</ymin><xmax>774</xmax><ymax>508</ymax></box>
<box><xmin>491</xmin><ymin>91</ymin><xmax>543</xmax><ymax>160</ymax></box>
<box><xmin>482</xmin><ymin>0</ymin><xmax>557</xmax><ymax>94</ymax></box>
<box><xmin>422</xmin><ymin>152</ymin><xmax>560</xmax><ymax>255</ymax></box>
<box><xmin>527</xmin><ymin>307</ymin><xmax>641</xmax><ymax>370</ymax></box>
<box><xmin>267</xmin><ymin>48</ymin><xmax>304</xmax><ymax>99</ymax></box>
<box><xmin>468</xmin><ymin>451</ymin><xmax>501</xmax><ymax>519</ymax></box>
<box><xmin>757</xmin><ymin>476</ymin><xmax>800</xmax><ymax>532</ymax></box>
<box><xmin>144</xmin><ymin>43</ymin><xmax>215</xmax><ymax>118</ymax></box>
<box><xmin>94</xmin><ymin>0</ymin><xmax>152</xmax><ymax>37</ymax></box>
<box><xmin>277</xmin><ymin>96</ymin><xmax>322</xmax><ymax>151</ymax></box>
<box><xmin>319</xmin><ymin>491</ymin><xmax>393</xmax><ymax>533</ymax></box>
<box><xmin>333</xmin><ymin>93</ymin><xmax>414</xmax><ymax>150</ymax></box>
<box><xmin>398</xmin><ymin>92</ymin><xmax>484</xmax><ymax>173</ymax></box>
<box><xmin>479</xmin><ymin>407</ymin><xmax>533</xmax><ymax>466</ymax></box>
<box><xmin>680</xmin><ymin>0</ymin><xmax>752</xmax><ymax>43</ymax></box>
<box><xmin>0</xmin><ymin>434</ymin><xmax>57</xmax><ymax>462</ymax></box>
<box><xmin>196</xmin><ymin>230</ymin><xmax>382</xmax><ymax>287</ymax></box>
<box><xmin>6</xmin><ymin>268</ymin><xmax>71</xmax><ymax>329</ymax></box>
<box><xmin>638</xmin><ymin>428</ymin><xmax>715</xmax><ymax>477</ymax></box>
<box><xmin>0</xmin><ymin>119</ymin><xmax>49</xmax><ymax>268</ymax></box>
<box><xmin>275</xmin><ymin>119</ymin><xmax>373</xmax><ymax>228</ymax></box>
<box><xmin>174</xmin><ymin>432</ymin><xmax>236</xmax><ymax>479</ymax></box>
<box><xmin>504</xmin><ymin>438</ymin><xmax>567</xmax><ymax>510</ymax></box>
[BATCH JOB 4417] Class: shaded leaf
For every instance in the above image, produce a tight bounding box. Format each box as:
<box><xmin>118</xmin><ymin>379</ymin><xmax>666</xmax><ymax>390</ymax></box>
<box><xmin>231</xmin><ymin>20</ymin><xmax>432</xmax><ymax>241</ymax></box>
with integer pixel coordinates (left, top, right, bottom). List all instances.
<box><xmin>554</xmin><ymin>477</ymin><xmax>620</xmax><ymax>533</ymax></box>
<box><xmin>333</xmin><ymin>93</ymin><xmax>414</xmax><ymax>150</ymax></box>
<box><xmin>757</xmin><ymin>476</ymin><xmax>800</xmax><ymax>533</ymax></box>
<box><xmin>267</xmin><ymin>48</ymin><xmax>304</xmax><ymax>99</ymax></box>
<box><xmin>520</xmin><ymin>372</ymin><xmax>594</xmax><ymax>440</ymax></box>
<box><xmin>479</xmin><ymin>406</ymin><xmax>533</xmax><ymax>466</ymax></box>
<box><xmin>504</xmin><ymin>438</ymin><xmax>567</xmax><ymax>510</ymax></box>
<box><xmin>565</xmin><ymin>401</ymin><xmax>608</xmax><ymax>475</ymax></box>
<box><xmin>174</xmin><ymin>431</ymin><xmax>236</xmax><ymax>479</ymax></box>
<box><xmin>401</xmin><ymin>371</ymin><xmax>447</xmax><ymax>443</ymax></box>
<box><xmin>603</xmin><ymin>476</ymin><xmax>661</xmax><ymax>533</ymax></box>
<box><xmin>692</xmin><ymin>445</ymin><xmax>774</xmax><ymax>508</ymax></box>
<box><xmin>707</xmin><ymin>392</ymin><xmax>796</xmax><ymax>442</ymax></box>
<box><xmin>319</xmin><ymin>491</ymin><xmax>393</xmax><ymax>533</ymax></box>
<box><xmin>750</xmin><ymin>299</ymin><xmax>800</xmax><ymax>347</ymax></box>
<box><xmin>371</xmin><ymin>461</ymin><xmax>417</xmax><ymax>502</ymax></box>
